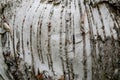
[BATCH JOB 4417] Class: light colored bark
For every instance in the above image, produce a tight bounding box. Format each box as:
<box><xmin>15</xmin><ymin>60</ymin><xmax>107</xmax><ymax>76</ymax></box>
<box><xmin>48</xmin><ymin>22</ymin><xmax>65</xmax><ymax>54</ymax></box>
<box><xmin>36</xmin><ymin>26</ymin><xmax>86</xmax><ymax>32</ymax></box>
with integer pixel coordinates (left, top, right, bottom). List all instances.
<box><xmin>0</xmin><ymin>0</ymin><xmax>120</xmax><ymax>80</ymax></box>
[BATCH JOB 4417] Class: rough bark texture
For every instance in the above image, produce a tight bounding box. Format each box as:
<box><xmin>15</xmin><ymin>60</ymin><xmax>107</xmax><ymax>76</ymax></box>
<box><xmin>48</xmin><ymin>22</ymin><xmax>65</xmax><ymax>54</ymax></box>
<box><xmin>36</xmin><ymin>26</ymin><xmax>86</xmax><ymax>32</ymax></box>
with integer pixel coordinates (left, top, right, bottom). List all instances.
<box><xmin>0</xmin><ymin>0</ymin><xmax>120</xmax><ymax>80</ymax></box>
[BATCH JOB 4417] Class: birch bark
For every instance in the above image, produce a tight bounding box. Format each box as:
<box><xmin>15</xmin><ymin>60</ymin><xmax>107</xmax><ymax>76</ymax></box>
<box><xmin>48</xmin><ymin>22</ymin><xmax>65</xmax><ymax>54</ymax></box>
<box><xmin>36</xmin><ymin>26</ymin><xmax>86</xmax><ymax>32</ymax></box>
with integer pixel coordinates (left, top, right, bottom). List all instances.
<box><xmin>0</xmin><ymin>0</ymin><xmax>120</xmax><ymax>80</ymax></box>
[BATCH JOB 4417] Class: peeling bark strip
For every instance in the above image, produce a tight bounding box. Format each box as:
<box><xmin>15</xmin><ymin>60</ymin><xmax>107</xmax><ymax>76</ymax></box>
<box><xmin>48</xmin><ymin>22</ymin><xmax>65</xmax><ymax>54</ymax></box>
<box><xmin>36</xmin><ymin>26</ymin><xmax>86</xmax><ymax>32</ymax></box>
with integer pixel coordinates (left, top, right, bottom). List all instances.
<box><xmin>0</xmin><ymin>0</ymin><xmax>120</xmax><ymax>80</ymax></box>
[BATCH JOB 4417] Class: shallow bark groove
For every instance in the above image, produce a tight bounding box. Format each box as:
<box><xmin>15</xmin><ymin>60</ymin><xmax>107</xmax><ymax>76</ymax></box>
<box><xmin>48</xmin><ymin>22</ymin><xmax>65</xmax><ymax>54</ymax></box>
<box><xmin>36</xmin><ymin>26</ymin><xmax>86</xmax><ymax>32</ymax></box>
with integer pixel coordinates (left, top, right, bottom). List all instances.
<box><xmin>0</xmin><ymin>0</ymin><xmax>120</xmax><ymax>80</ymax></box>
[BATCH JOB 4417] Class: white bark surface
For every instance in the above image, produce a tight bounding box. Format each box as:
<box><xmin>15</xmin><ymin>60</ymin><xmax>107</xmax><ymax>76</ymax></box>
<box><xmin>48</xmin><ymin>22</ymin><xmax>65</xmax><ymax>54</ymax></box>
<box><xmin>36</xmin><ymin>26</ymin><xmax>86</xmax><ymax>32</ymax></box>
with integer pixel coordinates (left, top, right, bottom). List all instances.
<box><xmin>0</xmin><ymin>0</ymin><xmax>120</xmax><ymax>80</ymax></box>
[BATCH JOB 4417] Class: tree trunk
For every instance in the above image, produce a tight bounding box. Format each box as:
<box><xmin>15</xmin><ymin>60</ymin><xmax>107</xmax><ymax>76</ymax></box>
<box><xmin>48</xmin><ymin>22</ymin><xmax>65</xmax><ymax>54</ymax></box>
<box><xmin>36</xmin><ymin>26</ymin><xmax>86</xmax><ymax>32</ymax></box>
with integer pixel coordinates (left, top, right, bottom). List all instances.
<box><xmin>0</xmin><ymin>0</ymin><xmax>120</xmax><ymax>80</ymax></box>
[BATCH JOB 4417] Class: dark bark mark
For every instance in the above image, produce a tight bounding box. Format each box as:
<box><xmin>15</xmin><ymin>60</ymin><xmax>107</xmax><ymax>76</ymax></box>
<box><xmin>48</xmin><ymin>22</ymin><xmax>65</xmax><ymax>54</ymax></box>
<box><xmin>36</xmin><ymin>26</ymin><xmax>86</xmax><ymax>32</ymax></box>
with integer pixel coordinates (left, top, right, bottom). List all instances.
<box><xmin>70</xmin><ymin>62</ymin><xmax>74</xmax><ymax>80</ymax></box>
<box><xmin>37</xmin><ymin>6</ymin><xmax>47</xmax><ymax>64</ymax></box>
<box><xmin>65</xmin><ymin>10</ymin><xmax>71</xmax><ymax>80</ymax></box>
<box><xmin>60</xmin><ymin>57</ymin><xmax>66</xmax><ymax>80</ymax></box>
<box><xmin>59</xmin><ymin>6</ymin><xmax>66</xmax><ymax>79</ymax></box>
<box><xmin>78</xmin><ymin>0</ymin><xmax>82</xmax><ymax>18</ymax></box>
<box><xmin>37</xmin><ymin>14</ymin><xmax>43</xmax><ymax>63</ymax></box>
<box><xmin>82</xmin><ymin>27</ymin><xmax>87</xmax><ymax>80</ymax></box>
<box><xmin>27</xmin><ymin>0</ymin><xmax>35</xmax><ymax>12</ymax></box>
<box><xmin>30</xmin><ymin>24</ymin><xmax>35</xmax><ymax>79</ymax></box>
<box><xmin>71</xmin><ymin>16</ymin><xmax>75</xmax><ymax>80</ymax></box>
<box><xmin>59</xmin><ymin>7</ymin><xmax>63</xmax><ymax>60</ymax></box>
<box><xmin>74</xmin><ymin>0</ymin><xmax>76</xmax><ymax>9</ymax></box>
<box><xmin>8</xmin><ymin>32</ymin><xmax>10</xmax><ymax>47</ymax></box>
<box><xmin>12</xmin><ymin>15</ymin><xmax>16</xmax><ymax>58</ymax></box>
<box><xmin>30</xmin><ymin>25</ymin><xmax>33</xmax><ymax>62</ymax></box>
<box><xmin>47</xmin><ymin>22</ymin><xmax>52</xmax><ymax>69</ymax></box>
<box><xmin>16</xmin><ymin>26</ymin><xmax>20</xmax><ymax>54</ymax></box>
<box><xmin>1</xmin><ymin>33</ymin><xmax>7</xmax><ymax>48</ymax></box>
<box><xmin>16</xmin><ymin>40</ymin><xmax>20</xmax><ymax>55</ymax></box>
<box><xmin>39</xmin><ymin>23</ymin><xmax>44</xmax><ymax>64</ymax></box>
<box><xmin>97</xmin><ymin>6</ymin><xmax>106</xmax><ymax>40</ymax></box>
<box><xmin>47</xmin><ymin>7</ymin><xmax>55</xmax><ymax>75</ymax></box>
<box><xmin>65</xmin><ymin>0</ymin><xmax>68</xmax><ymax>6</ymax></box>
<box><xmin>79</xmin><ymin>1</ymin><xmax>88</xmax><ymax>80</ymax></box>
<box><xmin>21</xmin><ymin>16</ymin><xmax>26</xmax><ymax>60</ymax></box>
<box><xmin>37</xmin><ymin>26</ymin><xmax>39</xmax><ymax>58</ymax></box>
<box><xmin>72</xmin><ymin>18</ymin><xmax>75</xmax><ymax>58</ymax></box>
<box><xmin>47</xmin><ymin>23</ymin><xmax>54</xmax><ymax>75</ymax></box>
<box><xmin>37</xmin><ymin>22</ymin><xmax>44</xmax><ymax>63</ymax></box>
<box><xmin>65</xmin><ymin>24</ymin><xmax>70</xmax><ymax>80</ymax></box>
<box><xmin>35</xmin><ymin>2</ymin><xmax>41</xmax><ymax>12</ymax></box>
<box><xmin>69</xmin><ymin>1</ymin><xmax>74</xmax><ymax>79</ymax></box>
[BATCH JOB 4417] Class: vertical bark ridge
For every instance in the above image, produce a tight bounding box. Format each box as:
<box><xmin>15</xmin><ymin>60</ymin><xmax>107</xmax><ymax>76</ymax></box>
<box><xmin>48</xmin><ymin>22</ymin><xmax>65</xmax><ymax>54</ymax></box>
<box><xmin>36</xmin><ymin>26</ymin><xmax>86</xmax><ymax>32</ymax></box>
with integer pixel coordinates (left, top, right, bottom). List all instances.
<box><xmin>39</xmin><ymin>5</ymin><xmax>48</xmax><ymax>64</ymax></box>
<box><xmin>46</xmin><ymin>6</ymin><xmax>55</xmax><ymax>76</ymax></box>
<box><xmin>37</xmin><ymin>6</ymin><xmax>46</xmax><ymax>63</ymax></box>
<box><xmin>66</xmin><ymin>1</ymin><xmax>75</xmax><ymax>80</ymax></box>
<box><xmin>12</xmin><ymin>15</ymin><xmax>16</xmax><ymax>58</ymax></box>
<box><xmin>65</xmin><ymin>12</ymin><xmax>70</xmax><ymax>80</ymax></box>
<box><xmin>36</xmin><ymin>5</ymin><xmax>47</xmax><ymax>63</ymax></box>
<box><xmin>47</xmin><ymin>22</ymin><xmax>52</xmax><ymax>72</ymax></box>
<box><xmin>59</xmin><ymin>5</ymin><xmax>66</xmax><ymax>79</ymax></box>
<box><xmin>71</xmin><ymin>15</ymin><xmax>75</xmax><ymax>80</ymax></box>
<box><xmin>37</xmin><ymin>21</ymin><xmax>43</xmax><ymax>62</ymax></box>
<box><xmin>21</xmin><ymin>16</ymin><xmax>26</xmax><ymax>60</ymax></box>
<box><xmin>30</xmin><ymin>24</ymin><xmax>35</xmax><ymax>79</ymax></box>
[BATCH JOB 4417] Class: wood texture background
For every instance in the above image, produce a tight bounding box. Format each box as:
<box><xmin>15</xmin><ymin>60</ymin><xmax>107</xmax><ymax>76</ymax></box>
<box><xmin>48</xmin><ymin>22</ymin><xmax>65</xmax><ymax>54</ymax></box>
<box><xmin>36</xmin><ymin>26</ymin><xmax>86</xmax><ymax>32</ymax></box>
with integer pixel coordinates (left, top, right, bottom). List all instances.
<box><xmin>0</xmin><ymin>0</ymin><xmax>120</xmax><ymax>80</ymax></box>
